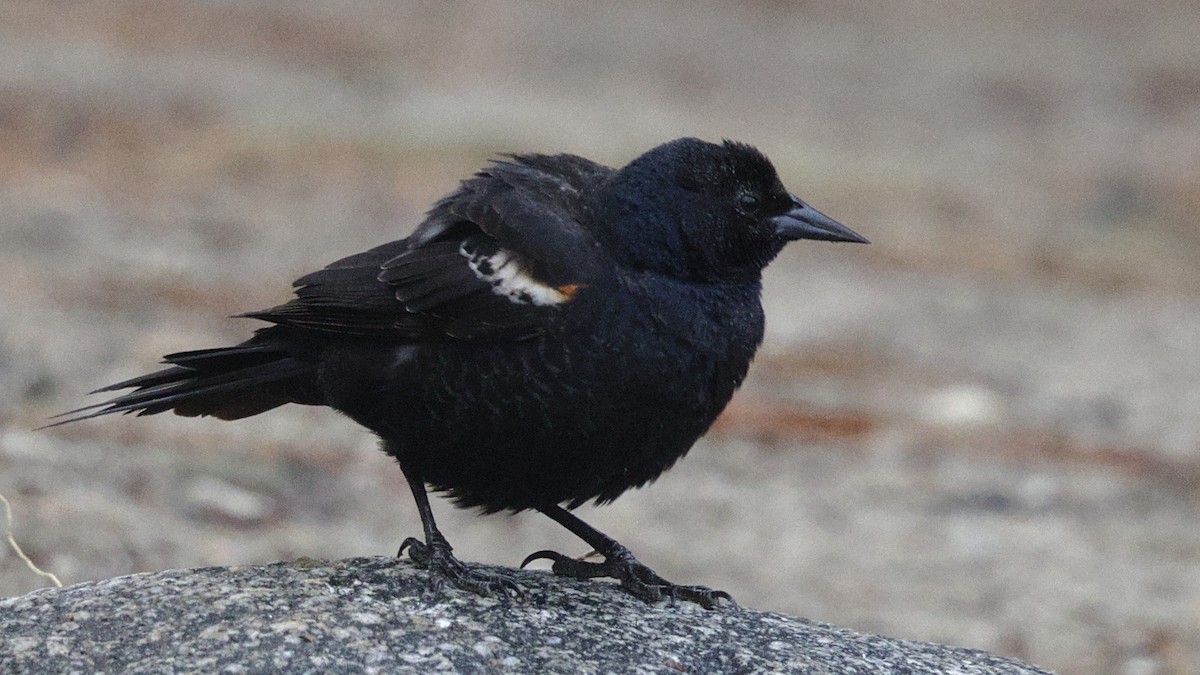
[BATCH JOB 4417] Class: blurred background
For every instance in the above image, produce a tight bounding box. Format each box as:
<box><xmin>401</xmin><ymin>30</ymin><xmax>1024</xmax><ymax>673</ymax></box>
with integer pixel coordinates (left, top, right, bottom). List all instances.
<box><xmin>2</xmin><ymin>1</ymin><xmax>1199</xmax><ymax>672</ymax></box>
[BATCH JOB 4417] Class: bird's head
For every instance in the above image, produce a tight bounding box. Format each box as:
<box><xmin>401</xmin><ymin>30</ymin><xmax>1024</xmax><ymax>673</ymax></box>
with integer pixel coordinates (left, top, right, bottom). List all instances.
<box><xmin>596</xmin><ymin>137</ymin><xmax>867</xmax><ymax>282</ymax></box>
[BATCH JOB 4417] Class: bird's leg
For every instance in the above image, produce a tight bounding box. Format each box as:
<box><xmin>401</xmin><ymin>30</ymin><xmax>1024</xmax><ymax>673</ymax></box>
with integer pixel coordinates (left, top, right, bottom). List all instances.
<box><xmin>521</xmin><ymin>504</ymin><xmax>734</xmax><ymax>609</ymax></box>
<box><xmin>397</xmin><ymin>465</ymin><xmax>521</xmax><ymax>598</ymax></box>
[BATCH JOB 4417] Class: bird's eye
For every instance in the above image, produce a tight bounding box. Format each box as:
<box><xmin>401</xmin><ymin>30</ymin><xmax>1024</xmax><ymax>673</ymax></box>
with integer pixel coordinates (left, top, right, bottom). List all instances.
<box><xmin>736</xmin><ymin>192</ymin><xmax>760</xmax><ymax>214</ymax></box>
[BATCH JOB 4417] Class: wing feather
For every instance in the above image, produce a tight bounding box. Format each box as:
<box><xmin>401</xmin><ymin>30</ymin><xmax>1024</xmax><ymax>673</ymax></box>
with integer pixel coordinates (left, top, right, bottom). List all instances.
<box><xmin>242</xmin><ymin>154</ymin><xmax>612</xmax><ymax>342</ymax></box>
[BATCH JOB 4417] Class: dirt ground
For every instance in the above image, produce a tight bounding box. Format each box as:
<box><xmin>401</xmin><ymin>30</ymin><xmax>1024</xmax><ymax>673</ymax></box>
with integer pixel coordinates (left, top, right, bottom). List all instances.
<box><xmin>2</xmin><ymin>2</ymin><xmax>1199</xmax><ymax>673</ymax></box>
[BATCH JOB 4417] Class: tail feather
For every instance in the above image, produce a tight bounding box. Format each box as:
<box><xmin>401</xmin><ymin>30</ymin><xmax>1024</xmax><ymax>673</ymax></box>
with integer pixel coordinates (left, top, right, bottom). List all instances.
<box><xmin>44</xmin><ymin>341</ymin><xmax>319</xmax><ymax>429</ymax></box>
<box><xmin>92</xmin><ymin>344</ymin><xmax>286</xmax><ymax>393</ymax></box>
<box><xmin>91</xmin><ymin>365</ymin><xmax>197</xmax><ymax>395</ymax></box>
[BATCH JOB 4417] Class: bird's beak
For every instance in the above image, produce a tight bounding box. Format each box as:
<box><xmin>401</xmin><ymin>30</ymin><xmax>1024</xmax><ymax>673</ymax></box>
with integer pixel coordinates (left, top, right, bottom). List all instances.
<box><xmin>772</xmin><ymin>196</ymin><xmax>869</xmax><ymax>244</ymax></box>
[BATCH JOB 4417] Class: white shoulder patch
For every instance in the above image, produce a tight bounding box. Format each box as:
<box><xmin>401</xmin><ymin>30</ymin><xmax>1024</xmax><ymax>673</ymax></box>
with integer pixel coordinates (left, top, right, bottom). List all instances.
<box><xmin>461</xmin><ymin>244</ymin><xmax>572</xmax><ymax>306</ymax></box>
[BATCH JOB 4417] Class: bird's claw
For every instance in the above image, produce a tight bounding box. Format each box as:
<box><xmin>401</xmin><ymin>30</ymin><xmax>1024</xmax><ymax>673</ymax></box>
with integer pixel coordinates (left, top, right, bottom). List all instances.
<box><xmin>520</xmin><ymin>549</ymin><xmax>597</xmax><ymax>574</ymax></box>
<box><xmin>521</xmin><ymin>546</ymin><xmax>735</xmax><ymax>610</ymax></box>
<box><xmin>399</xmin><ymin>536</ymin><xmax>522</xmax><ymax>599</ymax></box>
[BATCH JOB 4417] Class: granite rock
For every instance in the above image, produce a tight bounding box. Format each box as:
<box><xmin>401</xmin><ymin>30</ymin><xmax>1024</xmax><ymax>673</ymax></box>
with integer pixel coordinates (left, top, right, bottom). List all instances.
<box><xmin>0</xmin><ymin>557</ymin><xmax>1052</xmax><ymax>674</ymax></box>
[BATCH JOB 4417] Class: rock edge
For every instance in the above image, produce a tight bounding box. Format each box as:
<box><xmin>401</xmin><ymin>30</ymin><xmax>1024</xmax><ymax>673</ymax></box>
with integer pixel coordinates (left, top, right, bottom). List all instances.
<box><xmin>0</xmin><ymin>556</ymin><xmax>1052</xmax><ymax>674</ymax></box>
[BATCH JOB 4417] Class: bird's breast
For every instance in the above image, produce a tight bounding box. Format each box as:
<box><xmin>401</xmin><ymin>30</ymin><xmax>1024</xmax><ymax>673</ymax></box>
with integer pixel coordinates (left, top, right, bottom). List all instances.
<box><xmin>554</xmin><ymin>275</ymin><xmax>766</xmax><ymax>425</ymax></box>
<box><xmin>335</xmin><ymin>276</ymin><xmax>767</xmax><ymax>511</ymax></box>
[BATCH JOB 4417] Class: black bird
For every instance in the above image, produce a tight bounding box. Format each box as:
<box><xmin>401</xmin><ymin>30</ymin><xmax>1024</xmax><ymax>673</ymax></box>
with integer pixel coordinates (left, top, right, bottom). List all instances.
<box><xmin>52</xmin><ymin>138</ymin><xmax>867</xmax><ymax>608</ymax></box>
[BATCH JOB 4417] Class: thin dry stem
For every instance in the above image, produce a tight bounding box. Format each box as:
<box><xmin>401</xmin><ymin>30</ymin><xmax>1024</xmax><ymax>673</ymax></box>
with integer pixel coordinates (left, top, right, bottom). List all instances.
<box><xmin>1</xmin><ymin>493</ymin><xmax>63</xmax><ymax>589</ymax></box>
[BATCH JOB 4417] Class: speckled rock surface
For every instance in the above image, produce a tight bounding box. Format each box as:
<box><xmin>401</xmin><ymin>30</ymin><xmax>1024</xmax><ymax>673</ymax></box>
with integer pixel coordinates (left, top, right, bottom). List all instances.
<box><xmin>0</xmin><ymin>557</ymin><xmax>1050</xmax><ymax>674</ymax></box>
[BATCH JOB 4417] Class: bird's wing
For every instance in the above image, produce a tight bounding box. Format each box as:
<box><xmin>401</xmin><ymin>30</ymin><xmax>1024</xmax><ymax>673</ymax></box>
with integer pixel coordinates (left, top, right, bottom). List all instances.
<box><xmin>242</xmin><ymin>155</ymin><xmax>611</xmax><ymax>342</ymax></box>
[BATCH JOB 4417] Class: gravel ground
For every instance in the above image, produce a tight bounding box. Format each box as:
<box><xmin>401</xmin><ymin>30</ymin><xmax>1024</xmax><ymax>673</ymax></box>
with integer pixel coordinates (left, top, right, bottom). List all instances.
<box><xmin>2</xmin><ymin>2</ymin><xmax>1198</xmax><ymax>673</ymax></box>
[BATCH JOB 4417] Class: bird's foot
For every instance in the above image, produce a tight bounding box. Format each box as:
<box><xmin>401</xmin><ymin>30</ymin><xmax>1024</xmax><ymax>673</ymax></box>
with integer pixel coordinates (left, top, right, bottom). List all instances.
<box><xmin>521</xmin><ymin>545</ymin><xmax>734</xmax><ymax>610</ymax></box>
<box><xmin>398</xmin><ymin>536</ymin><xmax>522</xmax><ymax>599</ymax></box>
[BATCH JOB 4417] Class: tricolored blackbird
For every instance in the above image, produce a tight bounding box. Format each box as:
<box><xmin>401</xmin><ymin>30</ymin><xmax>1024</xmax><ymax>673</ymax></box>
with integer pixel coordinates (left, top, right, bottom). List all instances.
<box><xmin>52</xmin><ymin>138</ymin><xmax>867</xmax><ymax>608</ymax></box>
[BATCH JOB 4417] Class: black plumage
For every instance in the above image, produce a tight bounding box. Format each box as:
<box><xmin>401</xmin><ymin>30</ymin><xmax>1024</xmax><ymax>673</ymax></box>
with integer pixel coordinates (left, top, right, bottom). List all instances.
<box><xmin>51</xmin><ymin>138</ymin><xmax>867</xmax><ymax>608</ymax></box>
